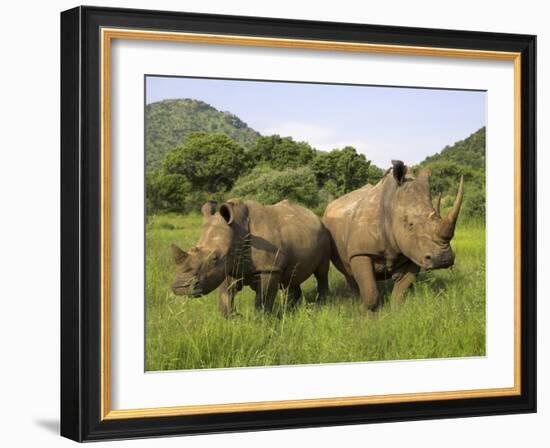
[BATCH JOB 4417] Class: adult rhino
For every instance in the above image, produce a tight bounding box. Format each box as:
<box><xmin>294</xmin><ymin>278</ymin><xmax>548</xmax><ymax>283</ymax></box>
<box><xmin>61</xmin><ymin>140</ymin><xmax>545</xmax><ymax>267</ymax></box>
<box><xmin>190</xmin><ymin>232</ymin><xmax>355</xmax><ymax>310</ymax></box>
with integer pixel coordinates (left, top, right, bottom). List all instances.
<box><xmin>323</xmin><ymin>160</ymin><xmax>464</xmax><ymax>311</ymax></box>
<box><xmin>171</xmin><ymin>199</ymin><xmax>331</xmax><ymax>316</ymax></box>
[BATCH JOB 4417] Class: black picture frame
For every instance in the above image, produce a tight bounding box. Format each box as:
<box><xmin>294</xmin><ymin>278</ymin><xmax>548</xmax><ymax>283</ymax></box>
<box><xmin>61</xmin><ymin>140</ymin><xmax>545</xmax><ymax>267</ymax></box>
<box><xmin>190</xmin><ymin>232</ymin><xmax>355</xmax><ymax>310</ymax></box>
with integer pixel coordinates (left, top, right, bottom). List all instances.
<box><xmin>61</xmin><ymin>5</ymin><xmax>536</xmax><ymax>442</ymax></box>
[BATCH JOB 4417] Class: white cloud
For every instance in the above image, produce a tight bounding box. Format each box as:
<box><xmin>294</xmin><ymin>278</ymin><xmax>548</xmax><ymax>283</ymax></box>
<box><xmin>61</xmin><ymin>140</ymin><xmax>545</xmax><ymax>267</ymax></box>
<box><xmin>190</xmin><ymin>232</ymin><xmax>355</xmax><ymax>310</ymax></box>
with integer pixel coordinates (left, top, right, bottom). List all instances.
<box><xmin>262</xmin><ymin>122</ymin><xmax>334</xmax><ymax>146</ymax></box>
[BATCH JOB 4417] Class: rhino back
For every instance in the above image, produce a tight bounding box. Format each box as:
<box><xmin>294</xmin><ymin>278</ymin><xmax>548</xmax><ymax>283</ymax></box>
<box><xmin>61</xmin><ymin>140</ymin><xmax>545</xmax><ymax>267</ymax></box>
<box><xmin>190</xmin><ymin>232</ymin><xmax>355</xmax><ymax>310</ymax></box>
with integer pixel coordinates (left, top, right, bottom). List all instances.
<box><xmin>245</xmin><ymin>200</ymin><xmax>329</xmax><ymax>283</ymax></box>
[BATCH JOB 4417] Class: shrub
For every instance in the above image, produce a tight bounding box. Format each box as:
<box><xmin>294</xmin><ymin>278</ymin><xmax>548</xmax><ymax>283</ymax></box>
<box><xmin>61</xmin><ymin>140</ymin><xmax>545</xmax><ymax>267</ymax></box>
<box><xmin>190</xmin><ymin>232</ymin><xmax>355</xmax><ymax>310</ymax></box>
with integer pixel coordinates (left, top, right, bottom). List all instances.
<box><xmin>462</xmin><ymin>185</ymin><xmax>486</xmax><ymax>219</ymax></box>
<box><xmin>312</xmin><ymin>146</ymin><xmax>379</xmax><ymax>195</ymax></box>
<box><xmin>146</xmin><ymin>173</ymin><xmax>191</xmax><ymax>215</ymax></box>
<box><xmin>230</xmin><ymin>166</ymin><xmax>319</xmax><ymax>207</ymax></box>
<box><xmin>248</xmin><ymin>135</ymin><xmax>315</xmax><ymax>170</ymax></box>
<box><xmin>163</xmin><ymin>133</ymin><xmax>249</xmax><ymax>192</ymax></box>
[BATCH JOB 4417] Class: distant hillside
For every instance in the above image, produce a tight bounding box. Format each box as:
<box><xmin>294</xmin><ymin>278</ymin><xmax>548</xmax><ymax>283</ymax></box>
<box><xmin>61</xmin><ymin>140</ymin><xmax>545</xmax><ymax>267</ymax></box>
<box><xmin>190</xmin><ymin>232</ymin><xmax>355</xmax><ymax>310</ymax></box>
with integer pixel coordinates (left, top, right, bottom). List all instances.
<box><xmin>421</xmin><ymin>127</ymin><xmax>485</xmax><ymax>171</ymax></box>
<box><xmin>420</xmin><ymin>127</ymin><xmax>486</xmax><ymax>217</ymax></box>
<box><xmin>145</xmin><ymin>99</ymin><xmax>261</xmax><ymax>171</ymax></box>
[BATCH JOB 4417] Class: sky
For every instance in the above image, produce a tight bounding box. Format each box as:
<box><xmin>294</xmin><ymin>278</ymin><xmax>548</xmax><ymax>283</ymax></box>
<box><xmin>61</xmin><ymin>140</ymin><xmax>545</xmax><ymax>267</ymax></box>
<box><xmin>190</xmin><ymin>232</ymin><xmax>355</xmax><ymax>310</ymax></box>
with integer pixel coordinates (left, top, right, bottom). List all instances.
<box><xmin>146</xmin><ymin>76</ymin><xmax>486</xmax><ymax>168</ymax></box>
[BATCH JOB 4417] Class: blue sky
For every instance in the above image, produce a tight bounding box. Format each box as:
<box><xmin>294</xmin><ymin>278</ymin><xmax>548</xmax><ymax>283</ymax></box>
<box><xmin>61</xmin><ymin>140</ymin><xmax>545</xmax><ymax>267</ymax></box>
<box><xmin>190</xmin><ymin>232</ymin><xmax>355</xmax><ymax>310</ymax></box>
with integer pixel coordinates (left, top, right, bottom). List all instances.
<box><xmin>146</xmin><ymin>76</ymin><xmax>486</xmax><ymax>168</ymax></box>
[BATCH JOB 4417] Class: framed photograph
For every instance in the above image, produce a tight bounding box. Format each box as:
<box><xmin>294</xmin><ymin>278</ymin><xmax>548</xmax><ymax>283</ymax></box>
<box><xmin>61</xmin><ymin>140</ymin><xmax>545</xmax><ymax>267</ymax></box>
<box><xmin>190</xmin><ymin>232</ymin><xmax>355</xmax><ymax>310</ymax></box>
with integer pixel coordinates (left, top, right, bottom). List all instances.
<box><xmin>60</xmin><ymin>6</ymin><xmax>536</xmax><ymax>442</ymax></box>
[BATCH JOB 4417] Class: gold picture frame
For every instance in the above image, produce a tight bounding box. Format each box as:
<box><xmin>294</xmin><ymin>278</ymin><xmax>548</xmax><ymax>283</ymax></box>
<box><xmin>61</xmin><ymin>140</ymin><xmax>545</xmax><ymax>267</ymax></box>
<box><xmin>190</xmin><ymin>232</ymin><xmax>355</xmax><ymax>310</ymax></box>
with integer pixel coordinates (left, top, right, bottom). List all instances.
<box><xmin>61</xmin><ymin>6</ymin><xmax>536</xmax><ymax>442</ymax></box>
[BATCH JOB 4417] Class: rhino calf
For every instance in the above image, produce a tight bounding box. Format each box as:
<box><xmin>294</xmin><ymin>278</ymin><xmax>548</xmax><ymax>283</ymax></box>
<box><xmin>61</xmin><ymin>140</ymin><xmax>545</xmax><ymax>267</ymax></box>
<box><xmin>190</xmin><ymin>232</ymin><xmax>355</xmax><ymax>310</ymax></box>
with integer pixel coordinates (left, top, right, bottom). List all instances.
<box><xmin>171</xmin><ymin>199</ymin><xmax>331</xmax><ymax>316</ymax></box>
<box><xmin>323</xmin><ymin>160</ymin><xmax>464</xmax><ymax>311</ymax></box>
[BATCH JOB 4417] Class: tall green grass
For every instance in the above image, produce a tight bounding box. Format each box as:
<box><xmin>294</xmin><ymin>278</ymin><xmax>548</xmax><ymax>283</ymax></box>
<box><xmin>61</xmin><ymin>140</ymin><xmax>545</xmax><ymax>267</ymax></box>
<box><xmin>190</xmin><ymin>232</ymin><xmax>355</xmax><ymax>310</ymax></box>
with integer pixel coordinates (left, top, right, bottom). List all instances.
<box><xmin>145</xmin><ymin>213</ymin><xmax>485</xmax><ymax>371</ymax></box>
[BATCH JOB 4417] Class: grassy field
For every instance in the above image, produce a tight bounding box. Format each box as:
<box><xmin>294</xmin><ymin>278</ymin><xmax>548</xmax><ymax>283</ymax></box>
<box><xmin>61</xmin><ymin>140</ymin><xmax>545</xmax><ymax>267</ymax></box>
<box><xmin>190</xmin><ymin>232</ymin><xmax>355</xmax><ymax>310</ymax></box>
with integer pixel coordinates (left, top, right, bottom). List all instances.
<box><xmin>145</xmin><ymin>213</ymin><xmax>486</xmax><ymax>371</ymax></box>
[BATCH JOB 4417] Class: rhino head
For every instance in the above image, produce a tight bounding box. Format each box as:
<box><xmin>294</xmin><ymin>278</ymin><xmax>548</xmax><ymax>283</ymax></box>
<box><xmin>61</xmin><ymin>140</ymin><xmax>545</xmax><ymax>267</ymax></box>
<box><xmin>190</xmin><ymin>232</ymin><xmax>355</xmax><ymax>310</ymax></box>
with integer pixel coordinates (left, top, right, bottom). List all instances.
<box><xmin>389</xmin><ymin>160</ymin><xmax>464</xmax><ymax>270</ymax></box>
<box><xmin>170</xmin><ymin>200</ymin><xmax>248</xmax><ymax>297</ymax></box>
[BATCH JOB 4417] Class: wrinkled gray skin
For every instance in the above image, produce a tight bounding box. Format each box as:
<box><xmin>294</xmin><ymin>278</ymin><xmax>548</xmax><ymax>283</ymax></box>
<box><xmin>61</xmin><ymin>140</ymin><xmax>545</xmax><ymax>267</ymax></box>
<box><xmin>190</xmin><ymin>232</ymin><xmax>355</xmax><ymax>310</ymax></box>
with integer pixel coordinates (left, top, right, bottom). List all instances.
<box><xmin>323</xmin><ymin>160</ymin><xmax>464</xmax><ymax>311</ymax></box>
<box><xmin>171</xmin><ymin>199</ymin><xmax>331</xmax><ymax>316</ymax></box>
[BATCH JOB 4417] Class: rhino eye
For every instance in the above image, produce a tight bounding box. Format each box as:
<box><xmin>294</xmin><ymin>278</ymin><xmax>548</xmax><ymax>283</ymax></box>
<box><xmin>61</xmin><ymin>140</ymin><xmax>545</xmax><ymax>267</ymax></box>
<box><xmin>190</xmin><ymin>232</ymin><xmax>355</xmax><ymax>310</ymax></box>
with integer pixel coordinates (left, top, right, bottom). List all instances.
<box><xmin>407</xmin><ymin>222</ymin><xmax>414</xmax><ymax>230</ymax></box>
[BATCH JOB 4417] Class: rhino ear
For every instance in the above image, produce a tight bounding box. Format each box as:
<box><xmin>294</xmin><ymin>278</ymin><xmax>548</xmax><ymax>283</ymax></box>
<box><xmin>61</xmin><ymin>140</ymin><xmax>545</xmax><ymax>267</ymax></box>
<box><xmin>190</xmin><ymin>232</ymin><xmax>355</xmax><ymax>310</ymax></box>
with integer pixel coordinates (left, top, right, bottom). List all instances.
<box><xmin>171</xmin><ymin>244</ymin><xmax>188</xmax><ymax>264</ymax></box>
<box><xmin>220</xmin><ymin>199</ymin><xmax>249</xmax><ymax>226</ymax></box>
<box><xmin>392</xmin><ymin>160</ymin><xmax>406</xmax><ymax>185</ymax></box>
<box><xmin>219</xmin><ymin>202</ymin><xmax>235</xmax><ymax>225</ymax></box>
<box><xmin>201</xmin><ymin>200</ymin><xmax>217</xmax><ymax>219</ymax></box>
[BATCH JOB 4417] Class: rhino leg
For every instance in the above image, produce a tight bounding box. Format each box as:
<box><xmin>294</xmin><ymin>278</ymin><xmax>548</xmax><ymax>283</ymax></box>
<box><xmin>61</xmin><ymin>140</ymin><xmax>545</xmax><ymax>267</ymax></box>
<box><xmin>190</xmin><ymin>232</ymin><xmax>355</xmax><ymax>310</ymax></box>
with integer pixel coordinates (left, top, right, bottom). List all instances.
<box><xmin>344</xmin><ymin>274</ymin><xmax>359</xmax><ymax>295</ymax></box>
<box><xmin>390</xmin><ymin>262</ymin><xmax>420</xmax><ymax>304</ymax></box>
<box><xmin>349</xmin><ymin>256</ymin><xmax>379</xmax><ymax>311</ymax></box>
<box><xmin>285</xmin><ymin>284</ymin><xmax>302</xmax><ymax>309</ymax></box>
<box><xmin>218</xmin><ymin>276</ymin><xmax>242</xmax><ymax>317</ymax></box>
<box><xmin>254</xmin><ymin>272</ymin><xmax>280</xmax><ymax>313</ymax></box>
<box><xmin>314</xmin><ymin>256</ymin><xmax>330</xmax><ymax>302</ymax></box>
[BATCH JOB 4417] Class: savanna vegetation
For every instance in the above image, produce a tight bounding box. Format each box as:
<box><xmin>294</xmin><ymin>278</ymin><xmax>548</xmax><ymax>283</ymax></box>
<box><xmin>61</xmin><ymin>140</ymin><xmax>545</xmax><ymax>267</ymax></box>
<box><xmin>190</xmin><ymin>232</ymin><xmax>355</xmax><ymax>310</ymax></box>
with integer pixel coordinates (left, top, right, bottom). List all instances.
<box><xmin>146</xmin><ymin>214</ymin><xmax>485</xmax><ymax>370</ymax></box>
<box><xmin>145</xmin><ymin>98</ymin><xmax>486</xmax><ymax>371</ymax></box>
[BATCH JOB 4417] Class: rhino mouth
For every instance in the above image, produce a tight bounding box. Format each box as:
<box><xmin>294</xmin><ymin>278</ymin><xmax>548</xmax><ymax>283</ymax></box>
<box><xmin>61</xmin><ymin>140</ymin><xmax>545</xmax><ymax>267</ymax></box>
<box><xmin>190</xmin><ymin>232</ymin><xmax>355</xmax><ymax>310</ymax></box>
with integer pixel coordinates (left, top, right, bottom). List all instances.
<box><xmin>173</xmin><ymin>287</ymin><xmax>204</xmax><ymax>298</ymax></box>
<box><xmin>421</xmin><ymin>252</ymin><xmax>455</xmax><ymax>270</ymax></box>
<box><xmin>172</xmin><ymin>280</ymin><xmax>203</xmax><ymax>297</ymax></box>
<box><xmin>187</xmin><ymin>291</ymin><xmax>204</xmax><ymax>298</ymax></box>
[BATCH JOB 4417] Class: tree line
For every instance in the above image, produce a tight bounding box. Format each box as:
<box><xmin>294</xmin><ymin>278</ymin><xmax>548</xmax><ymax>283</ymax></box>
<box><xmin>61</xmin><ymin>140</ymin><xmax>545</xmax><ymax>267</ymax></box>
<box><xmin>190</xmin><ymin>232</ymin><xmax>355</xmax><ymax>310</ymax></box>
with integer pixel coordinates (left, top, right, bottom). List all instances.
<box><xmin>146</xmin><ymin>127</ymin><xmax>486</xmax><ymax>219</ymax></box>
<box><xmin>146</xmin><ymin>133</ymin><xmax>384</xmax><ymax>216</ymax></box>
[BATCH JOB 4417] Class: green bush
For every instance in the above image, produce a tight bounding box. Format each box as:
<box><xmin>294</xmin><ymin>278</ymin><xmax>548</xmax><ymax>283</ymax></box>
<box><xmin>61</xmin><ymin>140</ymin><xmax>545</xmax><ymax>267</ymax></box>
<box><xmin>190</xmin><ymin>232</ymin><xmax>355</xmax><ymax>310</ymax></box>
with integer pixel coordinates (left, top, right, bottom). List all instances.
<box><xmin>230</xmin><ymin>166</ymin><xmax>319</xmax><ymax>207</ymax></box>
<box><xmin>462</xmin><ymin>184</ymin><xmax>486</xmax><ymax>219</ymax></box>
<box><xmin>146</xmin><ymin>173</ymin><xmax>191</xmax><ymax>215</ymax></box>
<box><xmin>146</xmin><ymin>172</ymin><xmax>227</xmax><ymax>215</ymax></box>
<box><xmin>312</xmin><ymin>146</ymin><xmax>381</xmax><ymax>196</ymax></box>
<box><xmin>182</xmin><ymin>190</ymin><xmax>228</xmax><ymax>214</ymax></box>
<box><xmin>163</xmin><ymin>133</ymin><xmax>249</xmax><ymax>192</ymax></box>
<box><xmin>248</xmin><ymin>135</ymin><xmax>315</xmax><ymax>170</ymax></box>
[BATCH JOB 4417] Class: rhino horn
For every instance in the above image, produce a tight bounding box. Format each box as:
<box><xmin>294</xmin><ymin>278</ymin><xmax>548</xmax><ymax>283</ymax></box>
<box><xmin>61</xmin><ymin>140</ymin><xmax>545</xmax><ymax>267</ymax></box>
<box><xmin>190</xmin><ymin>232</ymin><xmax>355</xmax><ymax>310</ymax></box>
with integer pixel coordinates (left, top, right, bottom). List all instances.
<box><xmin>434</xmin><ymin>192</ymin><xmax>442</xmax><ymax>216</ymax></box>
<box><xmin>438</xmin><ymin>176</ymin><xmax>464</xmax><ymax>241</ymax></box>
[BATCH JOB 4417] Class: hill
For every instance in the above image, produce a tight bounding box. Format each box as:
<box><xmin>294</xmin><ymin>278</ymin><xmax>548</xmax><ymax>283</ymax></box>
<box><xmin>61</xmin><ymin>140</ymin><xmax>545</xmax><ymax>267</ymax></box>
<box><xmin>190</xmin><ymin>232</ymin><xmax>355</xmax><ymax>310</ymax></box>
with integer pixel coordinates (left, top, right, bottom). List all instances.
<box><xmin>145</xmin><ymin>99</ymin><xmax>261</xmax><ymax>171</ymax></box>
<box><xmin>420</xmin><ymin>127</ymin><xmax>486</xmax><ymax>217</ymax></box>
<box><xmin>421</xmin><ymin>127</ymin><xmax>485</xmax><ymax>170</ymax></box>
